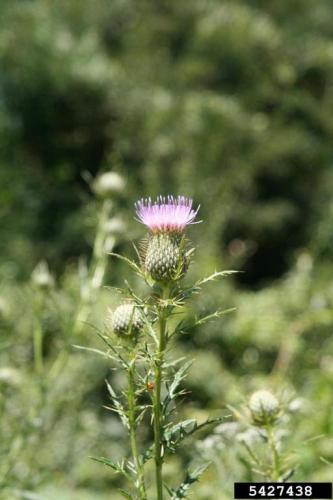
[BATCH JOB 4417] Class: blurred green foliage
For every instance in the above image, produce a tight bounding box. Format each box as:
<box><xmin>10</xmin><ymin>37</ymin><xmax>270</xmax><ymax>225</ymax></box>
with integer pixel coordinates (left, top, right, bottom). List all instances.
<box><xmin>0</xmin><ymin>0</ymin><xmax>333</xmax><ymax>498</ymax></box>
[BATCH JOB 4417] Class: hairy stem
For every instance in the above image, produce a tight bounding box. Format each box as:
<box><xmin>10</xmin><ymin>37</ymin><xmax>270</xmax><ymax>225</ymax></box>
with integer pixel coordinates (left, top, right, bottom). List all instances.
<box><xmin>128</xmin><ymin>361</ymin><xmax>147</xmax><ymax>499</ymax></box>
<box><xmin>153</xmin><ymin>284</ymin><xmax>169</xmax><ymax>500</ymax></box>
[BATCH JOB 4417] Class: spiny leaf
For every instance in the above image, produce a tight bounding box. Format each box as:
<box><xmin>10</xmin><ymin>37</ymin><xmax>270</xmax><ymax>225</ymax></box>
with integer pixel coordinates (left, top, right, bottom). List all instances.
<box><xmin>176</xmin><ymin>270</ymin><xmax>238</xmax><ymax>302</ymax></box>
<box><xmin>119</xmin><ymin>489</ymin><xmax>134</xmax><ymax>500</ymax></box>
<box><xmin>164</xmin><ymin>356</ymin><xmax>187</xmax><ymax>368</ymax></box>
<box><xmin>320</xmin><ymin>456</ymin><xmax>333</xmax><ymax>466</ymax></box>
<box><xmin>140</xmin><ymin>416</ymin><xmax>222</xmax><ymax>466</ymax></box>
<box><xmin>105</xmin><ymin>380</ymin><xmax>129</xmax><ymax>428</ymax></box>
<box><xmin>139</xmin><ymin>308</ymin><xmax>158</xmax><ymax>344</ymax></box>
<box><xmin>164</xmin><ymin>360</ymin><xmax>193</xmax><ymax>409</ymax></box>
<box><xmin>172</xmin><ymin>308</ymin><xmax>235</xmax><ymax>337</ymax></box>
<box><xmin>140</xmin><ymin>443</ymin><xmax>154</xmax><ymax>464</ymax></box>
<box><xmin>109</xmin><ymin>252</ymin><xmax>142</xmax><ymax>274</ymax></box>
<box><xmin>132</xmin><ymin>241</ymin><xmax>144</xmax><ymax>267</ymax></box>
<box><xmin>241</xmin><ymin>441</ymin><xmax>265</xmax><ymax>469</ymax></box>
<box><xmin>196</xmin><ymin>270</ymin><xmax>238</xmax><ymax>286</ymax></box>
<box><xmin>193</xmin><ymin>308</ymin><xmax>236</xmax><ymax>326</ymax></box>
<box><xmin>164</xmin><ymin>419</ymin><xmax>197</xmax><ymax>451</ymax></box>
<box><xmin>123</xmin><ymin>280</ymin><xmax>144</xmax><ymax>304</ymax></box>
<box><xmin>72</xmin><ymin>344</ymin><xmax>112</xmax><ymax>359</ymax></box>
<box><xmin>170</xmin><ymin>462</ymin><xmax>210</xmax><ymax>499</ymax></box>
<box><xmin>90</xmin><ymin>456</ymin><xmax>120</xmax><ymax>470</ymax></box>
<box><xmin>95</xmin><ymin>330</ymin><xmax>129</xmax><ymax>368</ymax></box>
<box><xmin>163</xmin><ymin>417</ymin><xmax>224</xmax><ymax>454</ymax></box>
<box><xmin>109</xmin><ymin>251</ymin><xmax>152</xmax><ymax>286</ymax></box>
<box><xmin>90</xmin><ymin>457</ymin><xmax>132</xmax><ymax>482</ymax></box>
<box><xmin>280</xmin><ymin>468</ymin><xmax>295</xmax><ymax>481</ymax></box>
<box><xmin>135</xmin><ymin>406</ymin><xmax>149</xmax><ymax>426</ymax></box>
<box><xmin>74</xmin><ymin>322</ymin><xmax>129</xmax><ymax>367</ymax></box>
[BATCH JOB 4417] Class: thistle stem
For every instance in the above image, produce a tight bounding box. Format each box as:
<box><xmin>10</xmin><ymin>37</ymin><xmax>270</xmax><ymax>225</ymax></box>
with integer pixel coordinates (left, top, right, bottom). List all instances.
<box><xmin>128</xmin><ymin>361</ymin><xmax>147</xmax><ymax>499</ymax></box>
<box><xmin>33</xmin><ymin>295</ymin><xmax>45</xmax><ymax>375</ymax></box>
<box><xmin>267</xmin><ymin>425</ymin><xmax>280</xmax><ymax>481</ymax></box>
<box><xmin>33</xmin><ymin>319</ymin><xmax>43</xmax><ymax>374</ymax></box>
<box><xmin>153</xmin><ymin>284</ymin><xmax>169</xmax><ymax>500</ymax></box>
<box><xmin>74</xmin><ymin>199</ymin><xmax>112</xmax><ymax>334</ymax></box>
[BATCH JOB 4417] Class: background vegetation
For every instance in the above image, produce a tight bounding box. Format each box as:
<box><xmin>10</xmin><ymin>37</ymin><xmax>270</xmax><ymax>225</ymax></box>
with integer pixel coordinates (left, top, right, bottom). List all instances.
<box><xmin>0</xmin><ymin>0</ymin><xmax>332</xmax><ymax>498</ymax></box>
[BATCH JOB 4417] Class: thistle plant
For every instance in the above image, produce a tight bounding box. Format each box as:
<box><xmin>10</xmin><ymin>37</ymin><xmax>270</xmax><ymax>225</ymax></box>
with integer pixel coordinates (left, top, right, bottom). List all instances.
<box><xmin>31</xmin><ymin>260</ymin><xmax>55</xmax><ymax>375</ymax></box>
<box><xmin>234</xmin><ymin>390</ymin><xmax>297</xmax><ymax>482</ymax></box>
<box><xmin>74</xmin><ymin>170</ymin><xmax>126</xmax><ymax>335</ymax></box>
<box><xmin>87</xmin><ymin>195</ymin><xmax>234</xmax><ymax>499</ymax></box>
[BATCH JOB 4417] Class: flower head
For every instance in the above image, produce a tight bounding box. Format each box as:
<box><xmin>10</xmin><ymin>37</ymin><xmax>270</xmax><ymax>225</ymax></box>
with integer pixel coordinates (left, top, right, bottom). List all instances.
<box><xmin>249</xmin><ymin>390</ymin><xmax>280</xmax><ymax>425</ymax></box>
<box><xmin>135</xmin><ymin>195</ymin><xmax>199</xmax><ymax>234</ymax></box>
<box><xmin>93</xmin><ymin>171</ymin><xmax>126</xmax><ymax>197</ymax></box>
<box><xmin>31</xmin><ymin>260</ymin><xmax>54</xmax><ymax>289</ymax></box>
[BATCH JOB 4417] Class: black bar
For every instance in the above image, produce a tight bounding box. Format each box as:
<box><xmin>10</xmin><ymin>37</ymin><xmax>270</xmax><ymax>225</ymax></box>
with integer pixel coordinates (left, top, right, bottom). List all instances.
<box><xmin>234</xmin><ymin>482</ymin><xmax>332</xmax><ymax>499</ymax></box>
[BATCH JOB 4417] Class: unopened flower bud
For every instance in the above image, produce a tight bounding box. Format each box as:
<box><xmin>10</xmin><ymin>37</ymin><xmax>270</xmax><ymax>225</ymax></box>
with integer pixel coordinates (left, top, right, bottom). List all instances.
<box><xmin>110</xmin><ymin>303</ymin><xmax>143</xmax><ymax>339</ymax></box>
<box><xmin>249</xmin><ymin>390</ymin><xmax>280</xmax><ymax>426</ymax></box>
<box><xmin>31</xmin><ymin>261</ymin><xmax>54</xmax><ymax>289</ymax></box>
<box><xmin>145</xmin><ymin>233</ymin><xmax>188</xmax><ymax>282</ymax></box>
<box><xmin>93</xmin><ymin>171</ymin><xmax>125</xmax><ymax>197</ymax></box>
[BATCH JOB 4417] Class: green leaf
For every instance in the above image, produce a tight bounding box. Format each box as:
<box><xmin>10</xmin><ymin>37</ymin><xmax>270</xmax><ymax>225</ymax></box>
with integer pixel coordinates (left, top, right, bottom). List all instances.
<box><xmin>281</xmin><ymin>468</ymin><xmax>295</xmax><ymax>481</ymax></box>
<box><xmin>320</xmin><ymin>456</ymin><xmax>333</xmax><ymax>466</ymax></box>
<box><xmin>164</xmin><ymin>356</ymin><xmax>187</xmax><ymax>368</ymax></box>
<box><xmin>109</xmin><ymin>252</ymin><xmax>142</xmax><ymax>274</ymax></box>
<box><xmin>140</xmin><ymin>443</ymin><xmax>154</xmax><ymax>464</ymax></box>
<box><xmin>72</xmin><ymin>344</ymin><xmax>111</xmax><ymax>359</ymax></box>
<box><xmin>105</xmin><ymin>379</ymin><xmax>129</xmax><ymax>428</ymax></box>
<box><xmin>95</xmin><ymin>330</ymin><xmax>129</xmax><ymax>368</ymax></box>
<box><xmin>170</xmin><ymin>462</ymin><xmax>210</xmax><ymax>499</ymax></box>
<box><xmin>90</xmin><ymin>457</ymin><xmax>132</xmax><ymax>482</ymax></box>
<box><xmin>139</xmin><ymin>307</ymin><xmax>158</xmax><ymax>345</ymax></box>
<box><xmin>90</xmin><ymin>456</ymin><xmax>120</xmax><ymax>470</ymax></box>
<box><xmin>163</xmin><ymin>417</ymin><xmax>224</xmax><ymax>454</ymax></box>
<box><xmin>119</xmin><ymin>489</ymin><xmax>134</xmax><ymax>499</ymax></box>
<box><xmin>196</xmin><ymin>270</ymin><xmax>238</xmax><ymax>287</ymax></box>
<box><xmin>164</xmin><ymin>360</ymin><xmax>193</xmax><ymax>410</ymax></box>
<box><xmin>164</xmin><ymin>419</ymin><xmax>197</xmax><ymax>452</ymax></box>
<box><xmin>109</xmin><ymin>252</ymin><xmax>151</xmax><ymax>285</ymax></box>
<box><xmin>176</xmin><ymin>270</ymin><xmax>238</xmax><ymax>303</ymax></box>
<box><xmin>172</xmin><ymin>308</ymin><xmax>235</xmax><ymax>338</ymax></box>
<box><xmin>193</xmin><ymin>307</ymin><xmax>236</xmax><ymax>326</ymax></box>
<box><xmin>73</xmin><ymin>322</ymin><xmax>129</xmax><ymax>367</ymax></box>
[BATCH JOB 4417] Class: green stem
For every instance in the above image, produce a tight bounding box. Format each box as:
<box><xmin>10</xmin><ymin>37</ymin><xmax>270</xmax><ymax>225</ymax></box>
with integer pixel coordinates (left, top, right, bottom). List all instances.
<box><xmin>74</xmin><ymin>199</ymin><xmax>112</xmax><ymax>335</ymax></box>
<box><xmin>90</xmin><ymin>199</ymin><xmax>113</xmax><ymax>290</ymax></box>
<box><xmin>267</xmin><ymin>425</ymin><xmax>280</xmax><ymax>481</ymax></box>
<box><xmin>153</xmin><ymin>284</ymin><xmax>169</xmax><ymax>500</ymax></box>
<box><xmin>33</xmin><ymin>316</ymin><xmax>43</xmax><ymax>374</ymax></box>
<box><xmin>128</xmin><ymin>361</ymin><xmax>147</xmax><ymax>499</ymax></box>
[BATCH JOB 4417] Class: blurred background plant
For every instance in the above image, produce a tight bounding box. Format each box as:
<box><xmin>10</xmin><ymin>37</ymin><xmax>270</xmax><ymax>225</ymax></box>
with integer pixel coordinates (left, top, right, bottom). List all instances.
<box><xmin>0</xmin><ymin>0</ymin><xmax>333</xmax><ymax>498</ymax></box>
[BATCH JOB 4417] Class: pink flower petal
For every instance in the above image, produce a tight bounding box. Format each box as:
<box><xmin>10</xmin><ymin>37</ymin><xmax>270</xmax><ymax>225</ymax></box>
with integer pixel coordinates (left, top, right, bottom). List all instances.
<box><xmin>135</xmin><ymin>195</ymin><xmax>200</xmax><ymax>233</ymax></box>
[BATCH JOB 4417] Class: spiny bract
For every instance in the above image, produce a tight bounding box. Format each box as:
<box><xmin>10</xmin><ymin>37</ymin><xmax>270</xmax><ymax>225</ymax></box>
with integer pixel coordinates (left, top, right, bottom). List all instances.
<box><xmin>145</xmin><ymin>233</ymin><xmax>186</xmax><ymax>282</ymax></box>
<box><xmin>111</xmin><ymin>303</ymin><xmax>143</xmax><ymax>337</ymax></box>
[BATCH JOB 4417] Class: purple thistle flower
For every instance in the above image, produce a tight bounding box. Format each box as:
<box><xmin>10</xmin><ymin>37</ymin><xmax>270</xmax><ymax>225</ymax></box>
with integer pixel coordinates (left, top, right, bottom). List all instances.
<box><xmin>135</xmin><ymin>195</ymin><xmax>200</xmax><ymax>234</ymax></box>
